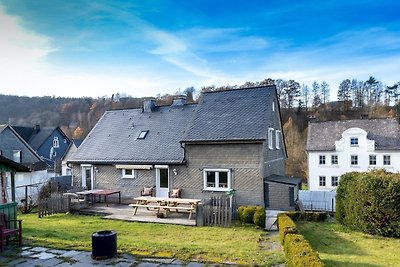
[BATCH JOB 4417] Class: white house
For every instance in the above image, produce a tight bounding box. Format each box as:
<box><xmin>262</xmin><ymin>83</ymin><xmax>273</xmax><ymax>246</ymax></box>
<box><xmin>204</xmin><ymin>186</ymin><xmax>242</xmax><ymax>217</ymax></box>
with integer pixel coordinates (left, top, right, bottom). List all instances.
<box><xmin>306</xmin><ymin>118</ymin><xmax>400</xmax><ymax>191</ymax></box>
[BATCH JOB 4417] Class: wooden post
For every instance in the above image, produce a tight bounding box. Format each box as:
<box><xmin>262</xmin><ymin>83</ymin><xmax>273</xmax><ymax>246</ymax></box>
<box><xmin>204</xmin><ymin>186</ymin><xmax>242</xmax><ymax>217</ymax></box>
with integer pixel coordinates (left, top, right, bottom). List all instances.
<box><xmin>10</xmin><ymin>172</ymin><xmax>15</xmax><ymax>203</ymax></box>
<box><xmin>24</xmin><ymin>185</ymin><xmax>28</xmax><ymax>213</ymax></box>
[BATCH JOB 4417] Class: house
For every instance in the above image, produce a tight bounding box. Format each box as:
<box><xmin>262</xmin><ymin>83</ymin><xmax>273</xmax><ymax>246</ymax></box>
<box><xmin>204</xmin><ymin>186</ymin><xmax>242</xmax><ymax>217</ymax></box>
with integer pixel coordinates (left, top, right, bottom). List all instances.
<box><xmin>0</xmin><ymin>125</ymin><xmax>47</xmax><ymax>203</ymax></box>
<box><xmin>13</xmin><ymin>125</ymin><xmax>72</xmax><ymax>175</ymax></box>
<box><xmin>306</xmin><ymin>118</ymin><xmax>400</xmax><ymax>191</ymax></box>
<box><xmin>69</xmin><ymin>86</ymin><xmax>299</xmax><ymax>210</ymax></box>
<box><xmin>61</xmin><ymin>139</ymin><xmax>82</xmax><ymax>176</ymax></box>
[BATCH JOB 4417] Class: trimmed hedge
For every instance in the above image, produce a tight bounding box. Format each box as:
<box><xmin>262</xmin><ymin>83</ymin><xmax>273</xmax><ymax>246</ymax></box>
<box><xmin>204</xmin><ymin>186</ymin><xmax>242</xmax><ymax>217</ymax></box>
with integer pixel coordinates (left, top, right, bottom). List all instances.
<box><xmin>284</xmin><ymin>234</ymin><xmax>325</xmax><ymax>267</ymax></box>
<box><xmin>336</xmin><ymin>170</ymin><xmax>400</xmax><ymax>237</ymax></box>
<box><xmin>284</xmin><ymin>211</ymin><xmax>327</xmax><ymax>222</ymax></box>
<box><xmin>277</xmin><ymin>214</ymin><xmax>297</xmax><ymax>244</ymax></box>
<box><xmin>237</xmin><ymin>206</ymin><xmax>265</xmax><ymax>228</ymax></box>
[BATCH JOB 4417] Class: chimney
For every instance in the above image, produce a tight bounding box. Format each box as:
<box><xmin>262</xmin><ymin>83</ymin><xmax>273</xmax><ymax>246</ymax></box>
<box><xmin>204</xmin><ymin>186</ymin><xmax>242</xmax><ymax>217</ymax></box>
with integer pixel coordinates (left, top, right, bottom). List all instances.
<box><xmin>34</xmin><ymin>124</ymin><xmax>40</xmax><ymax>133</ymax></box>
<box><xmin>142</xmin><ymin>98</ymin><xmax>156</xmax><ymax>113</ymax></box>
<box><xmin>172</xmin><ymin>95</ymin><xmax>187</xmax><ymax>106</ymax></box>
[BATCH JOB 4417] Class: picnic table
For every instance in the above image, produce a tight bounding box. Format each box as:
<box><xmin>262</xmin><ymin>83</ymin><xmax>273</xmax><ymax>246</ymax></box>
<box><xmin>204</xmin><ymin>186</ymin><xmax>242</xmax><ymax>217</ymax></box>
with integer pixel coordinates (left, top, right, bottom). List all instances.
<box><xmin>129</xmin><ymin>196</ymin><xmax>201</xmax><ymax>220</ymax></box>
<box><xmin>76</xmin><ymin>189</ymin><xmax>121</xmax><ymax>207</ymax></box>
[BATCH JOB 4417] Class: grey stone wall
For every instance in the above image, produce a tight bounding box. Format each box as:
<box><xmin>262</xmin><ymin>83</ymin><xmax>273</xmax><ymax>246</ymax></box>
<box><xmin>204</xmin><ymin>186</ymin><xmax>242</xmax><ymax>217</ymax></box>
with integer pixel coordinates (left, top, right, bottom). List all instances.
<box><xmin>266</xmin><ymin>181</ymin><xmax>295</xmax><ymax>211</ymax></box>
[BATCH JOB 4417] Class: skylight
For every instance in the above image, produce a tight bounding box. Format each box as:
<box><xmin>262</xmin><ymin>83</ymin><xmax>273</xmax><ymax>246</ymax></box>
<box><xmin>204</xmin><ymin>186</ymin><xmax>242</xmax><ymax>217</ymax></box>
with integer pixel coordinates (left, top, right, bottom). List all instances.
<box><xmin>137</xmin><ymin>130</ymin><xmax>148</xmax><ymax>139</ymax></box>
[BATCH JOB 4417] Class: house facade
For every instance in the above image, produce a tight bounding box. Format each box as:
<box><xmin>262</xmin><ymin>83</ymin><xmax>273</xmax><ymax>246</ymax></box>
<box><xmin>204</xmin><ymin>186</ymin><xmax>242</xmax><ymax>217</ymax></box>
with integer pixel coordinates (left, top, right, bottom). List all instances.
<box><xmin>61</xmin><ymin>139</ymin><xmax>82</xmax><ymax>176</ymax></box>
<box><xmin>307</xmin><ymin>118</ymin><xmax>400</xmax><ymax>191</ymax></box>
<box><xmin>70</xmin><ymin>86</ymin><xmax>298</xmax><ymax>210</ymax></box>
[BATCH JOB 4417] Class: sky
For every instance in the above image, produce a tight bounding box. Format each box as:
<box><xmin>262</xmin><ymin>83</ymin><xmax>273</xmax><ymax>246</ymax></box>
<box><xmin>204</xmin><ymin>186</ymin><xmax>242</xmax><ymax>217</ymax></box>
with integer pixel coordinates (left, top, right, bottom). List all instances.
<box><xmin>0</xmin><ymin>0</ymin><xmax>399</xmax><ymax>98</ymax></box>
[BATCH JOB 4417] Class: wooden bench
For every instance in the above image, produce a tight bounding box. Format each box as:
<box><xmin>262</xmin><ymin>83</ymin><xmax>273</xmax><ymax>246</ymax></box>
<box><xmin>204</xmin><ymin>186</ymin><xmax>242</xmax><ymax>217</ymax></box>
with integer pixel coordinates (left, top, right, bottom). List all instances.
<box><xmin>0</xmin><ymin>213</ymin><xmax>22</xmax><ymax>252</ymax></box>
<box><xmin>129</xmin><ymin>204</ymin><xmax>195</xmax><ymax>219</ymax></box>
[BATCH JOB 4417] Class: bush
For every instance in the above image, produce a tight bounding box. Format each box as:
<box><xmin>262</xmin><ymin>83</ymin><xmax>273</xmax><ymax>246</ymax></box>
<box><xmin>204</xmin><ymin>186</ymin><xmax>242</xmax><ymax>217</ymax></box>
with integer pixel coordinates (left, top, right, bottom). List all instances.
<box><xmin>277</xmin><ymin>214</ymin><xmax>297</xmax><ymax>244</ymax></box>
<box><xmin>285</xmin><ymin>211</ymin><xmax>327</xmax><ymax>222</ymax></box>
<box><xmin>253</xmin><ymin>207</ymin><xmax>266</xmax><ymax>228</ymax></box>
<box><xmin>336</xmin><ymin>170</ymin><xmax>400</xmax><ymax>237</ymax></box>
<box><xmin>284</xmin><ymin>234</ymin><xmax>325</xmax><ymax>267</ymax></box>
<box><xmin>237</xmin><ymin>206</ymin><xmax>258</xmax><ymax>224</ymax></box>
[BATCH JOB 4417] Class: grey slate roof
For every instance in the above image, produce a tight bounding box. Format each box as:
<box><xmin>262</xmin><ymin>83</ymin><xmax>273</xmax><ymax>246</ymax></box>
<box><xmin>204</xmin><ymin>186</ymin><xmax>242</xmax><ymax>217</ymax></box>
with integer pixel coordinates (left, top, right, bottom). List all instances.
<box><xmin>69</xmin><ymin>104</ymin><xmax>197</xmax><ymax>164</ymax></box>
<box><xmin>182</xmin><ymin>86</ymin><xmax>275</xmax><ymax>142</ymax></box>
<box><xmin>265</xmin><ymin>174</ymin><xmax>302</xmax><ymax>186</ymax></box>
<box><xmin>307</xmin><ymin>118</ymin><xmax>400</xmax><ymax>151</ymax></box>
<box><xmin>12</xmin><ymin>126</ymin><xmax>58</xmax><ymax>150</ymax></box>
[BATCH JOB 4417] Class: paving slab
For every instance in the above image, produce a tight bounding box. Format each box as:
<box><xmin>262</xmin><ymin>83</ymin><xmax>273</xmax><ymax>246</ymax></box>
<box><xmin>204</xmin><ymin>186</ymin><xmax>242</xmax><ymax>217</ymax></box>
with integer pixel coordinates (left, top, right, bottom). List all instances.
<box><xmin>32</xmin><ymin>257</ymin><xmax>64</xmax><ymax>267</ymax></box>
<box><xmin>137</xmin><ymin>262</ymin><xmax>161</xmax><ymax>267</ymax></box>
<box><xmin>144</xmin><ymin>258</ymin><xmax>175</xmax><ymax>264</ymax></box>
<box><xmin>186</xmin><ymin>263</ymin><xmax>205</xmax><ymax>267</ymax></box>
<box><xmin>30</xmin><ymin>246</ymin><xmax>48</xmax><ymax>253</ymax></box>
<box><xmin>31</xmin><ymin>251</ymin><xmax>57</xmax><ymax>260</ymax></box>
<box><xmin>48</xmin><ymin>248</ymin><xmax>68</xmax><ymax>254</ymax></box>
<box><xmin>60</xmin><ymin>250</ymin><xmax>81</xmax><ymax>257</ymax></box>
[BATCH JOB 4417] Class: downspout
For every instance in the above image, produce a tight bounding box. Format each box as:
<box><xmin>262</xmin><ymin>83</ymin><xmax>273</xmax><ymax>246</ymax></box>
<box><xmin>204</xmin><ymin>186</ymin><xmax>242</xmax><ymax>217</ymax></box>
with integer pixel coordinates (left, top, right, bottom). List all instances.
<box><xmin>180</xmin><ymin>142</ymin><xmax>187</xmax><ymax>164</ymax></box>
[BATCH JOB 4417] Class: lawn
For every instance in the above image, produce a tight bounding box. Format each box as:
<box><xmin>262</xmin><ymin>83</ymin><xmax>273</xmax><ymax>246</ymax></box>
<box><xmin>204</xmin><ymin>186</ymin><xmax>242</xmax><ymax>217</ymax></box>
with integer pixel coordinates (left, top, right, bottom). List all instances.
<box><xmin>297</xmin><ymin>221</ymin><xmax>400</xmax><ymax>267</ymax></box>
<box><xmin>19</xmin><ymin>213</ymin><xmax>285</xmax><ymax>266</ymax></box>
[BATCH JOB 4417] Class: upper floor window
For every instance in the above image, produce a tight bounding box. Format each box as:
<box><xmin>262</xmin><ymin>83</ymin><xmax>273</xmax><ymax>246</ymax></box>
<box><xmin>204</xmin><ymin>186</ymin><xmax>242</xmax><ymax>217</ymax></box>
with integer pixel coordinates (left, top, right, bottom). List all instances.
<box><xmin>351</xmin><ymin>155</ymin><xmax>358</xmax><ymax>166</ymax></box>
<box><xmin>13</xmin><ymin>150</ymin><xmax>22</xmax><ymax>163</ymax></box>
<box><xmin>369</xmin><ymin>155</ymin><xmax>377</xmax><ymax>165</ymax></box>
<box><xmin>272</xmin><ymin>101</ymin><xmax>275</xmax><ymax>112</ymax></box>
<box><xmin>122</xmin><ymin>169</ymin><xmax>136</xmax><ymax>178</ymax></box>
<box><xmin>275</xmin><ymin>130</ymin><xmax>281</xmax><ymax>149</ymax></box>
<box><xmin>203</xmin><ymin>169</ymin><xmax>231</xmax><ymax>191</ymax></box>
<box><xmin>331</xmin><ymin>155</ymin><xmax>338</xmax><ymax>165</ymax></box>
<box><xmin>350</xmin><ymin>137</ymin><xmax>358</xmax><ymax>146</ymax></box>
<box><xmin>319</xmin><ymin>176</ymin><xmax>326</xmax><ymax>187</ymax></box>
<box><xmin>319</xmin><ymin>155</ymin><xmax>326</xmax><ymax>165</ymax></box>
<box><xmin>53</xmin><ymin>137</ymin><xmax>59</xmax><ymax>148</ymax></box>
<box><xmin>268</xmin><ymin>128</ymin><xmax>274</xmax><ymax>149</ymax></box>
<box><xmin>331</xmin><ymin>176</ymin><xmax>339</xmax><ymax>187</ymax></box>
<box><xmin>383</xmin><ymin>155</ymin><xmax>391</xmax><ymax>165</ymax></box>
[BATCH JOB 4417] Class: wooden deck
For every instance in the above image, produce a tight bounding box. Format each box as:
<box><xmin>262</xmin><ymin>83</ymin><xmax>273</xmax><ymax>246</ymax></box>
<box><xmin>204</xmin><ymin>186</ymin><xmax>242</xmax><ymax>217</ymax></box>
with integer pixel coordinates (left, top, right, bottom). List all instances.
<box><xmin>70</xmin><ymin>203</ymin><xmax>197</xmax><ymax>226</ymax></box>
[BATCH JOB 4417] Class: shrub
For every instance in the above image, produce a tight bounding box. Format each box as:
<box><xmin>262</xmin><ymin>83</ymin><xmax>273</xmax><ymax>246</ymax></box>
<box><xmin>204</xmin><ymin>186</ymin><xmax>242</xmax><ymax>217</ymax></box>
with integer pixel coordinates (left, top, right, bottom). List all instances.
<box><xmin>284</xmin><ymin>211</ymin><xmax>327</xmax><ymax>222</ymax></box>
<box><xmin>237</xmin><ymin>206</ymin><xmax>258</xmax><ymax>224</ymax></box>
<box><xmin>277</xmin><ymin>214</ymin><xmax>297</xmax><ymax>244</ymax></box>
<box><xmin>336</xmin><ymin>170</ymin><xmax>400</xmax><ymax>237</ymax></box>
<box><xmin>237</xmin><ymin>206</ymin><xmax>245</xmax><ymax>222</ymax></box>
<box><xmin>253</xmin><ymin>207</ymin><xmax>266</xmax><ymax>228</ymax></box>
<box><xmin>284</xmin><ymin>234</ymin><xmax>325</xmax><ymax>267</ymax></box>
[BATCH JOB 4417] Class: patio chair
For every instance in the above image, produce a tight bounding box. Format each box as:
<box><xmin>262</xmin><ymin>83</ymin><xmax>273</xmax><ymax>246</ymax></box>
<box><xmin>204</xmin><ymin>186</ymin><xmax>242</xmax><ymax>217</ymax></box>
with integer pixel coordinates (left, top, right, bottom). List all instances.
<box><xmin>0</xmin><ymin>213</ymin><xmax>22</xmax><ymax>252</ymax></box>
<box><xmin>140</xmin><ymin>186</ymin><xmax>155</xmax><ymax>197</ymax></box>
<box><xmin>169</xmin><ymin>188</ymin><xmax>182</xmax><ymax>198</ymax></box>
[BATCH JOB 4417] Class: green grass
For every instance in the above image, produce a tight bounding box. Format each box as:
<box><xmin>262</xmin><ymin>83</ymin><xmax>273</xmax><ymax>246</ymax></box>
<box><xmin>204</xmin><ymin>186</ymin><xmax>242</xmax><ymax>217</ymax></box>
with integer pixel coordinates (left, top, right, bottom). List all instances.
<box><xmin>297</xmin><ymin>221</ymin><xmax>400</xmax><ymax>267</ymax></box>
<box><xmin>19</xmin><ymin>213</ymin><xmax>285</xmax><ymax>266</ymax></box>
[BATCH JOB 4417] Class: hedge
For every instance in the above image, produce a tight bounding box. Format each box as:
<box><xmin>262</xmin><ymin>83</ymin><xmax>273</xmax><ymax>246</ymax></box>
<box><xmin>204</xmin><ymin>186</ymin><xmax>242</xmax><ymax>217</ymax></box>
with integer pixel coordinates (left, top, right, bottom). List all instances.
<box><xmin>336</xmin><ymin>170</ymin><xmax>400</xmax><ymax>237</ymax></box>
<box><xmin>284</xmin><ymin>211</ymin><xmax>327</xmax><ymax>222</ymax></box>
<box><xmin>237</xmin><ymin>206</ymin><xmax>265</xmax><ymax>228</ymax></box>
<box><xmin>277</xmin><ymin>214</ymin><xmax>297</xmax><ymax>244</ymax></box>
<box><xmin>284</xmin><ymin>234</ymin><xmax>325</xmax><ymax>267</ymax></box>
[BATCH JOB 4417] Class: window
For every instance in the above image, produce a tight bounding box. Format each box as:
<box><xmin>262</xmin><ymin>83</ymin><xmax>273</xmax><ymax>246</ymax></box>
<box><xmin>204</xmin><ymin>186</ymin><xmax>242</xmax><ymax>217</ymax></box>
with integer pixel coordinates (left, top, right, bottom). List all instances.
<box><xmin>64</xmin><ymin>139</ymin><xmax>67</xmax><ymax>143</ymax></box>
<box><xmin>272</xmin><ymin>101</ymin><xmax>275</xmax><ymax>112</ymax></box>
<box><xmin>384</xmin><ymin>155</ymin><xmax>391</xmax><ymax>165</ymax></box>
<box><xmin>122</xmin><ymin>169</ymin><xmax>136</xmax><ymax>178</ymax></box>
<box><xmin>203</xmin><ymin>169</ymin><xmax>231</xmax><ymax>191</ymax></box>
<box><xmin>137</xmin><ymin>130</ymin><xmax>148</xmax><ymax>139</ymax></box>
<box><xmin>369</xmin><ymin>155</ymin><xmax>377</xmax><ymax>165</ymax></box>
<box><xmin>319</xmin><ymin>176</ymin><xmax>326</xmax><ymax>187</ymax></box>
<box><xmin>350</xmin><ymin>137</ymin><xmax>358</xmax><ymax>146</ymax></box>
<box><xmin>331</xmin><ymin>176</ymin><xmax>339</xmax><ymax>187</ymax></box>
<box><xmin>351</xmin><ymin>155</ymin><xmax>358</xmax><ymax>166</ymax></box>
<box><xmin>53</xmin><ymin>137</ymin><xmax>59</xmax><ymax>148</ymax></box>
<box><xmin>13</xmin><ymin>150</ymin><xmax>21</xmax><ymax>163</ymax></box>
<box><xmin>331</xmin><ymin>155</ymin><xmax>338</xmax><ymax>165</ymax></box>
<box><xmin>275</xmin><ymin>130</ymin><xmax>281</xmax><ymax>149</ymax></box>
<box><xmin>319</xmin><ymin>155</ymin><xmax>326</xmax><ymax>165</ymax></box>
<box><xmin>268</xmin><ymin>128</ymin><xmax>274</xmax><ymax>149</ymax></box>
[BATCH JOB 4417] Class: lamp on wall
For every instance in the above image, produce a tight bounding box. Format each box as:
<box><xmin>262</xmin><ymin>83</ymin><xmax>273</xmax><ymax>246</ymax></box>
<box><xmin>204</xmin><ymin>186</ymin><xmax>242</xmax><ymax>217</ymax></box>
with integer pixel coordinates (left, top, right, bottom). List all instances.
<box><xmin>173</xmin><ymin>168</ymin><xmax>178</xmax><ymax>175</ymax></box>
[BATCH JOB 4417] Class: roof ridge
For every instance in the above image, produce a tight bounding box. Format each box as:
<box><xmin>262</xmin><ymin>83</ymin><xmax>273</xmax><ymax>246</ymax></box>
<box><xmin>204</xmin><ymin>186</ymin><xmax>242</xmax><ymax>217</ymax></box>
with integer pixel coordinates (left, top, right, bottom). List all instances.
<box><xmin>202</xmin><ymin>85</ymin><xmax>275</xmax><ymax>94</ymax></box>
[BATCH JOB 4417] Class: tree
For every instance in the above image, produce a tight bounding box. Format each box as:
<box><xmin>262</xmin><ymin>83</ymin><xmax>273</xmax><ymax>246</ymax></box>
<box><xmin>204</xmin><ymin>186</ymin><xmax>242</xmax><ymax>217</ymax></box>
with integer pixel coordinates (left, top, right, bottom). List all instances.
<box><xmin>311</xmin><ymin>81</ymin><xmax>321</xmax><ymax>109</ymax></box>
<box><xmin>301</xmin><ymin>84</ymin><xmax>310</xmax><ymax>111</ymax></box>
<box><xmin>320</xmin><ymin>81</ymin><xmax>330</xmax><ymax>104</ymax></box>
<box><xmin>183</xmin><ymin>87</ymin><xmax>196</xmax><ymax>103</ymax></box>
<box><xmin>284</xmin><ymin>80</ymin><xmax>301</xmax><ymax>109</ymax></box>
<box><xmin>338</xmin><ymin>79</ymin><xmax>351</xmax><ymax>101</ymax></box>
<box><xmin>365</xmin><ymin>76</ymin><xmax>381</xmax><ymax>105</ymax></box>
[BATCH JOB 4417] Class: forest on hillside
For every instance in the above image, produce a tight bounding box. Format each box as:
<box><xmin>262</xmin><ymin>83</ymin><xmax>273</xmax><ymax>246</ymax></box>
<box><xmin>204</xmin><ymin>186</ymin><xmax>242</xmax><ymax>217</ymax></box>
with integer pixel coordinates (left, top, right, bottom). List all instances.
<box><xmin>1</xmin><ymin>76</ymin><xmax>399</xmax><ymax>180</ymax></box>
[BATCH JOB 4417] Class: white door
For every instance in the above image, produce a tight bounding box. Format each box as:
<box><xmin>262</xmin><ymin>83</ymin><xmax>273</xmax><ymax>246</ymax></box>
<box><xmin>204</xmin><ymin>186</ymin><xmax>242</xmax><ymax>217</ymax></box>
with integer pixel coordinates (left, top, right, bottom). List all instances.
<box><xmin>81</xmin><ymin>165</ymin><xmax>94</xmax><ymax>190</ymax></box>
<box><xmin>156</xmin><ymin>167</ymin><xmax>169</xmax><ymax>198</ymax></box>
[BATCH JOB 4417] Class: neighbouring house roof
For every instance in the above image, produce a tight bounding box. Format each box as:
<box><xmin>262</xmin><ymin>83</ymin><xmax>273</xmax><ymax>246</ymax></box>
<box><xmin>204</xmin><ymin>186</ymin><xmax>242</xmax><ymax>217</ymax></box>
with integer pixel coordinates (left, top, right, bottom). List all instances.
<box><xmin>0</xmin><ymin>155</ymin><xmax>31</xmax><ymax>172</ymax></box>
<box><xmin>69</xmin><ymin>104</ymin><xmax>198</xmax><ymax>164</ymax></box>
<box><xmin>182</xmin><ymin>86</ymin><xmax>275</xmax><ymax>143</ymax></box>
<box><xmin>307</xmin><ymin>118</ymin><xmax>400</xmax><ymax>151</ymax></box>
<box><xmin>265</xmin><ymin>174</ymin><xmax>302</xmax><ymax>186</ymax></box>
<box><xmin>73</xmin><ymin>139</ymin><xmax>83</xmax><ymax>148</ymax></box>
<box><xmin>13</xmin><ymin>126</ymin><xmax>71</xmax><ymax>151</ymax></box>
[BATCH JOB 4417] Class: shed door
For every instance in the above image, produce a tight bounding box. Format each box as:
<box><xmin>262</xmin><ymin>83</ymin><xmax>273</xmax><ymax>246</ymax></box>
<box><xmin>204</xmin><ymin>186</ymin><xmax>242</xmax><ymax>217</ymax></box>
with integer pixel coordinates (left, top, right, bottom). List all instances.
<box><xmin>156</xmin><ymin>167</ymin><xmax>169</xmax><ymax>198</ymax></box>
<box><xmin>264</xmin><ymin>183</ymin><xmax>269</xmax><ymax>207</ymax></box>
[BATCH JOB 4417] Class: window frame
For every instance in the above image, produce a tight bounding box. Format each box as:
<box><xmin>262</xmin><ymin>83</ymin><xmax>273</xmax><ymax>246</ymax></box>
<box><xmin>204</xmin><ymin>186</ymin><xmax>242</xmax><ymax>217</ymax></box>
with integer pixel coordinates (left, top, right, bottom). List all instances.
<box><xmin>53</xmin><ymin>136</ymin><xmax>59</xmax><ymax>148</ymax></box>
<box><xmin>275</xmin><ymin>130</ymin><xmax>281</xmax><ymax>149</ymax></box>
<box><xmin>331</xmin><ymin>155</ymin><xmax>338</xmax><ymax>165</ymax></box>
<box><xmin>268</xmin><ymin>128</ymin><xmax>274</xmax><ymax>149</ymax></box>
<box><xmin>350</xmin><ymin>137</ymin><xmax>359</xmax><ymax>146</ymax></box>
<box><xmin>351</xmin><ymin>155</ymin><xmax>358</xmax><ymax>166</ymax></box>
<box><xmin>331</xmin><ymin>176</ymin><xmax>339</xmax><ymax>187</ymax></box>
<box><xmin>137</xmin><ymin>130</ymin><xmax>148</xmax><ymax>139</ymax></box>
<box><xmin>383</xmin><ymin>155</ymin><xmax>391</xmax><ymax>166</ymax></box>
<box><xmin>369</xmin><ymin>155</ymin><xmax>377</xmax><ymax>166</ymax></box>
<box><xmin>319</xmin><ymin>155</ymin><xmax>326</xmax><ymax>165</ymax></box>
<box><xmin>122</xmin><ymin>168</ymin><xmax>136</xmax><ymax>179</ymax></box>
<box><xmin>203</xmin><ymin>168</ymin><xmax>231</xmax><ymax>192</ymax></box>
<box><xmin>13</xmin><ymin>150</ymin><xmax>22</xmax><ymax>163</ymax></box>
<box><xmin>319</xmin><ymin>176</ymin><xmax>326</xmax><ymax>187</ymax></box>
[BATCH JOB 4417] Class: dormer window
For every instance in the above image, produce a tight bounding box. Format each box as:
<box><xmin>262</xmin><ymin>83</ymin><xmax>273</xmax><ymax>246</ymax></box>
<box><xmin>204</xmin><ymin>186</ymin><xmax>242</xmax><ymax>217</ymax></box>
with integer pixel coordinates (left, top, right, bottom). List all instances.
<box><xmin>350</xmin><ymin>137</ymin><xmax>358</xmax><ymax>146</ymax></box>
<box><xmin>53</xmin><ymin>137</ymin><xmax>59</xmax><ymax>148</ymax></box>
<box><xmin>137</xmin><ymin>130</ymin><xmax>148</xmax><ymax>139</ymax></box>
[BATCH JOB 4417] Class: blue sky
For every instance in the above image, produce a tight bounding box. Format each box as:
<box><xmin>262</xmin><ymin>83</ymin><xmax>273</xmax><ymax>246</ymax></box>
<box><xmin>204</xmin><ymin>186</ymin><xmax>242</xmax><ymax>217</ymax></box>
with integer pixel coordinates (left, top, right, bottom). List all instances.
<box><xmin>0</xmin><ymin>0</ymin><xmax>399</xmax><ymax>98</ymax></box>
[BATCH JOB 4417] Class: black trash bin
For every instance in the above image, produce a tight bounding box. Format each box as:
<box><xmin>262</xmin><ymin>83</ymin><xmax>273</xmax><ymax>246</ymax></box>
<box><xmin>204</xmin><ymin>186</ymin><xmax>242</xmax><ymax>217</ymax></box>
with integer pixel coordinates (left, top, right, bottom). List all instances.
<box><xmin>92</xmin><ymin>230</ymin><xmax>117</xmax><ymax>259</ymax></box>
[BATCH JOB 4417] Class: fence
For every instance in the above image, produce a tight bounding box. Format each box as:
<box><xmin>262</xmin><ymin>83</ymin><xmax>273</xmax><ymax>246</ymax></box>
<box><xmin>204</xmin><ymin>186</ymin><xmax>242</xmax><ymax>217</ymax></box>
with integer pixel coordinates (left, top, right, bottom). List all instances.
<box><xmin>37</xmin><ymin>193</ymin><xmax>70</xmax><ymax>218</ymax></box>
<box><xmin>203</xmin><ymin>196</ymin><xmax>233</xmax><ymax>227</ymax></box>
<box><xmin>298</xmin><ymin>190</ymin><xmax>336</xmax><ymax>212</ymax></box>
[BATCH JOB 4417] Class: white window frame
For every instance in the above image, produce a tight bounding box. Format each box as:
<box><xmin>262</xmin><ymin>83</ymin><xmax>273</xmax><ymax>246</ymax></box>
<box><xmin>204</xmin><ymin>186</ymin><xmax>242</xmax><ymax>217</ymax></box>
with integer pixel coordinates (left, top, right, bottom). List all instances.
<box><xmin>331</xmin><ymin>155</ymin><xmax>338</xmax><ymax>165</ymax></box>
<box><xmin>319</xmin><ymin>176</ymin><xmax>326</xmax><ymax>187</ymax></box>
<box><xmin>122</xmin><ymin>169</ymin><xmax>136</xmax><ymax>178</ymax></box>
<box><xmin>137</xmin><ymin>130</ymin><xmax>148</xmax><ymax>139</ymax></box>
<box><xmin>203</xmin><ymin>169</ymin><xmax>231</xmax><ymax>192</ymax></box>
<box><xmin>331</xmin><ymin>176</ymin><xmax>339</xmax><ymax>187</ymax></box>
<box><xmin>369</xmin><ymin>155</ymin><xmax>377</xmax><ymax>166</ymax></box>
<box><xmin>275</xmin><ymin>130</ymin><xmax>281</xmax><ymax>149</ymax></box>
<box><xmin>13</xmin><ymin>150</ymin><xmax>21</xmax><ymax>163</ymax></box>
<box><xmin>268</xmin><ymin>128</ymin><xmax>274</xmax><ymax>149</ymax></box>
<box><xmin>351</xmin><ymin>155</ymin><xmax>358</xmax><ymax>166</ymax></box>
<box><xmin>350</xmin><ymin>137</ymin><xmax>358</xmax><ymax>146</ymax></box>
<box><xmin>319</xmin><ymin>155</ymin><xmax>326</xmax><ymax>165</ymax></box>
<box><xmin>383</xmin><ymin>155</ymin><xmax>391</xmax><ymax>165</ymax></box>
<box><xmin>53</xmin><ymin>137</ymin><xmax>59</xmax><ymax>148</ymax></box>
<box><xmin>272</xmin><ymin>101</ymin><xmax>275</xmax><ymax>112</ymax></box>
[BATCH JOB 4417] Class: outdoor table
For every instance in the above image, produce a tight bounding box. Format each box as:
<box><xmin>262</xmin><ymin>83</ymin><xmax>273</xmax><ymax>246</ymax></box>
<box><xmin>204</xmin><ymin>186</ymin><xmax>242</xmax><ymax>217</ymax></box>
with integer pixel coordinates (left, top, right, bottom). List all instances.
<box><xmin>76</xmin><ymin>189</ymin><xmax>121</xmax><ymax>206</ymax></box>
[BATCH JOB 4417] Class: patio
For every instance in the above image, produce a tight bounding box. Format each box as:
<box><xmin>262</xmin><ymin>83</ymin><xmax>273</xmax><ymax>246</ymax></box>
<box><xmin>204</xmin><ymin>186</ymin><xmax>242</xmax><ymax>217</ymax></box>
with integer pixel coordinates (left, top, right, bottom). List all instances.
<box><xmin>70</xmin><ymin>203</ymin><xmax>198</xmax><ymax>226</ymax></box>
